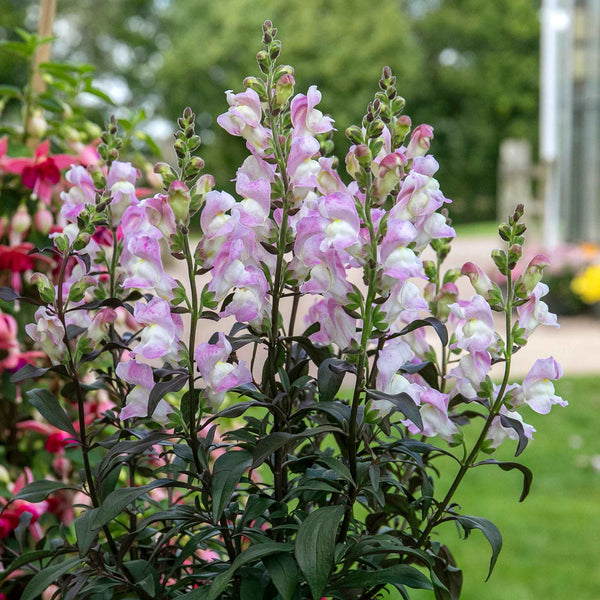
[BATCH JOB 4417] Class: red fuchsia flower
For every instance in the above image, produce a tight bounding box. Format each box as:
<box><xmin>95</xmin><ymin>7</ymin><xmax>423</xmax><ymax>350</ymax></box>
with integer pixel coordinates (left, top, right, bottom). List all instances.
<box><xmin>0</xmin><ymin>242</ymin><xmax>54</xmax><ymax>293</ymax></box>
<box><xmin>1</xmin><ymin>140</ymin><xmax>78</xmax><ymax>204</ymax></box>
<box><xmin>16</xmin><ymin>420</ymin><xmax>76</xmax><ymax>453</ymax></box>
<box><xmin>0</xmin><ymin>311</ymin><xmax>20</xmax><ymax>374</ymax></box>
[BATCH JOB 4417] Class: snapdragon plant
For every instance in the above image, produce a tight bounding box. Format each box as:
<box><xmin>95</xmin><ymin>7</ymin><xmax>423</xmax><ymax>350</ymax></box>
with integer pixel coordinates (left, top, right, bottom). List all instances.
<box><xmin>0</xmin><ymin>22</ymin><xmax>565</xmax><ymax>600</ymax></box>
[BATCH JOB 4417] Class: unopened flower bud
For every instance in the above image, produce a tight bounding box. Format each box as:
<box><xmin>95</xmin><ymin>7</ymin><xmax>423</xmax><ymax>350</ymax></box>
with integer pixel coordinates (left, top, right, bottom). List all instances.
<box><xmin>193</xmin><ymin>174</ymin><xmax>215</xmax><ymax>199</ymax></box>
<box><xmin>508</xmin><ymin>243</ymin><xmax>522</xmax><ymax>268</ymax></box>
<box><xmin>256</xmin><ymin>50</ymin><xmax>270</xmax><ymax>73</ymax></box>
<box><xmin>461</xmin><ymin>262</ymin><xmax>494</xmax><ymax>297</ymax></box>
<box><xmin>84</xmin><ymin>121</ymin><xmax>102</xmax><ymax>139</ymax></box>
<box><xmin>354</xmin><ymin>144</ymin><xmax>372</xmax><ymax>166</ymax></box>
<box><xmin>73</xmin><ymin>232</ymin><xmax>91</xmax><ymax>251</ymax></box>
<box><xmin>34</xmin><ymin>205</ymin><xmax>53</xmax><ymax>235</ymax></box>
<box><xmin>406</xmin><ymin>124</ymin><xmax>434</xmax><ymax>158</ymax></box>
<box><xmin>367</xmin><ymin>118</ymin><xmax>385</xmax><ymax>139</ymax></box>
<box><xmin>30</xmin><ymin>273</ymin><xmax>55</xmax><ymax>303</ymax></box>
<box><xmin>423</xmin><ymin>260</ymin><xmax>437</xmax><ymax>280</ymax></box>
<box><xmin>243</xmin><ymin>77</ymin><xmax>267</xmax><ymax>98</ymax></box>
<box><xmin>393</xmin><ymin>115</ymin><xmax>411</xmax><ymax>144</ymax></box>
<box><xmin>11</xmin><ymin>205</ymin><xmax>32</xmax><ymax>235</ymax></box>
<box><xmin>274</xmin><ymin>74</ymin><xmax>295</xmax><ymax>106</ymax></box>
<box><xmin>168</xmin><ymin>180</ymin><xmax>191</xmax><ymax>224</ymax></box>
<box><xmin>345</xmin><ymin>126</ymin><xmax>364</xmax><ymax>145</ymax></box>
<box><xmin>174</xmin><ymin>139</ymin><xmax>187</xmax><ymax>159</ymax></box>
<box><xmin>519</xmin><ymin>254</ymin><xmax>549</xmax><ymax>294</ymax></box>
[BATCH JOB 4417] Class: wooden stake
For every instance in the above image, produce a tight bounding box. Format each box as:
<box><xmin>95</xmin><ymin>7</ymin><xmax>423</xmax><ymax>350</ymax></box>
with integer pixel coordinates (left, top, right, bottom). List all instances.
<box><xmin>31</xmin><ymin>0</ymin><xmax>57</xmax><ymax>95</ymax></box>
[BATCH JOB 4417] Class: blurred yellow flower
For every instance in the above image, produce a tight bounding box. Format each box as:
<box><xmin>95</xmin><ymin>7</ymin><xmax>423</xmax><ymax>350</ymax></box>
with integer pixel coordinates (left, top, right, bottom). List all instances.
<box><xmin>571</xmin><ymin>265</ymin><xmax>600</xmax><ymax>304</ymax></box>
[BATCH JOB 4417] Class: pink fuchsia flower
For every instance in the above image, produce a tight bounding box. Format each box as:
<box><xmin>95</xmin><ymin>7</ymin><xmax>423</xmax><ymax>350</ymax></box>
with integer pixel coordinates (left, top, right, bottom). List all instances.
<box><xmin>217</xmin><ymin>89</ymin><xmax>271</xmax><ymax>155</ymax></box>
<box><xmin>487</xmin><ymin>405</ymin><xmax>536</xmax><ymax>449</ymax></box>
<box><xmin>461</xmin><ymin>262</ymin><xmax>495</xmax><ymax>298</ymax></box>
<box><xmin>2</xmin><ymin>140</ymin><xmax>77</xmax><ymax>204</ymax></box>
<box><xmin>449</xmin><ymin>295</ymin><xmax>496</xmax><ymax>353</ymax></box>
<box><xmin>517</xmin><ymin>282</ymin><xmax>558</xmax><ymax>338</ymax></box>
<box><xmin>9</xmin><ymin>205</ymin><xmax>32</xmax><ymax>244</ymax></box>
<box><xmin>522</xmin><ymin>357</ymin><xmax>566</xmax><ymax>414</ymax></box>
<box><xmin>133</xmin><ymin>298</ymin><xmax>183</xmax><ymax>362</ymax></box>
<box><xmin>406</xmin><ymin>124</ymin><xmax>434</xmax><ymax>159</ymax></box>
<box><xmin>116</xmin><ymin>359</ymin><xmax>172</xmax><ymax>423</ymax></box>
<box><xmin>404</xmin><ymin>389</ymin><xmax>458</xmax><ymax>442</ymax></box>
<box><xmin>446</xmin><ymin>351</ymin><xmax>492</xmax><ymax>400</ymax></box>
<box><xmin>34</xmin><ymin>204</ymin><xmax>53</xmax><ymax>235</ymax></box>
<box><xmin>194</xmin><ymin>333</ymin><xmax>252</xmax><ymax>408</ymax></box>
<box><xmin>16</xmin><ymin>420</ymin><xmax>76</xmax><ymax>454</ymax></box>
<box><xmin>25</xmin><ymin>306</ymin><xmax>66</xmax><ymax>365</ymax></box>
<box><xmin>0</xmin><ymin>311</ymin><xmax>20</xmax><ymax>374</ymax></box>
<box><xmin>290</xmin><ymin>85</ymin><xmax>334</xmax><ymax>137</ymax></box>
<box><xmin>306</xmin><ymin>297</ymin><xmax>357</xmax><ymax>350</ymax></box>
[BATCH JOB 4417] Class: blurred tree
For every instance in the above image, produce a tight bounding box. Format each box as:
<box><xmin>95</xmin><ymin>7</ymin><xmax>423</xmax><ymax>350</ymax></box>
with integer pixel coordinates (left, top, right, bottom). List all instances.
<box><xmin>156</xmin><ymin>0</ymin><xmax>424</xmax><ymax>190</ymax></box>
<box><xmin>406</xmin><ymin>0</ymin><xmax>540</xmax><ymax>221</ymax></box>
<box><xmin>0</xmin><ymin>0</ymin><xmax>540</xmax><ymax>222</ymax></box>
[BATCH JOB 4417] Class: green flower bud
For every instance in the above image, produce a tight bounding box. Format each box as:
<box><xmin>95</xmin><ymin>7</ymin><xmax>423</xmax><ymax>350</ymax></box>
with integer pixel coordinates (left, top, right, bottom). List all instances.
<box><xmin>169</xmin><ymin>180</ymin><xmax>191</xmax><ymax>224</ymax></box>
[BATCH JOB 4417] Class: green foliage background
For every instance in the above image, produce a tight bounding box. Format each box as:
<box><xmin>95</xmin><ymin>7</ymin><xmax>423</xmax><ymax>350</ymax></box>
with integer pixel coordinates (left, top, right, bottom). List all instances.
<box><xmin>0</xmin><ymin>0</ymin><xmax>539</xmax><ymax>221</ymax></box>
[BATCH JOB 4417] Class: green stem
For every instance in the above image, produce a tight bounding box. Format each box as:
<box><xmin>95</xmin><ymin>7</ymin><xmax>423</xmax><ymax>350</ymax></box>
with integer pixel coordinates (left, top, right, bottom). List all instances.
<box><xmin>416</xmin><ymin>269</ymin><xmax>514</xmax><ymax>547</ymax></box>
<box><xmin>183</xmin><ymin>234</ymin><xmax>203</xmax><ymax>474</ymax></box>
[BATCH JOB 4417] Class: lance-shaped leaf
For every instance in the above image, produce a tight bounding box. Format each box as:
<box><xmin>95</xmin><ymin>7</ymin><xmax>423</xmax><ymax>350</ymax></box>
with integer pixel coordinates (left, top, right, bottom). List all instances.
<box><xmin>337</xmin><ymin>564</ymin><xmax>433</xmax><ymax>590</ymax></box>
<box><xmin>147</xmin><ymin>372</ymin><xmax>188</xmax><ymax>417</ymax></box>
<box><xmin>473</xmin><ymin>459</ymin><xmax>533</xmax><ymax>502</ymax></box>
<box><xmin>14</xmin><ymin>480</ymin><xmax>78</xmax><ymax>503</ymax></box>
<box><xmin>10</xmin><ymin>363</ymin><xmax>68</xmax><ymax>384</ymax></box>
<box><xmin>211</xmin><ymin>450</ymin><xmax>253</xmax><ymax>523</ymax></box>
<box><xmin>446</xmin><ymin>515</ymin><xmax>502</xmax><ymax>580</ymax></box>
<box><xmin>263</xmin><ymin>553</ymin><xmax>298</xmax><ymax>600</ymax></box>
<box><xmin>295</xmin><ymin>505</ymin><xmax>345</xmax><ymax>600</ymax></box>
<box><xmin>26</xmin><ymin>388</ymin><xmax>76</xmax><ymax>437</ymax></box>
<box><xmin>499</xmin><ymin>414</ymin><xmax>530</xmax><ymax>456</ymax></box>
<box><xmin>398</xmin><ymin>317</ymin><xmax>448</xmax><ymax>347</ymax></box>
<box><xmin>318</xmin><ymin>358</ymin><xmax>354</xmax><ymax>403</ymax></box>
<box><xmin>22</xmin><ymin>556</ymin><xmax>82</xmax><ymax>600</ymax></box>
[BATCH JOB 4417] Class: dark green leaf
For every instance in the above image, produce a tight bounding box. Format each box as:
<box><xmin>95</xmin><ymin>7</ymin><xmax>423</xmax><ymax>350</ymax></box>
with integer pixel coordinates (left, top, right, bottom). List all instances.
<box><xmin>337</xmin><ymin>564</ymin><xmax>433</xmax><ymax>590</ymax></box>
<box><xmin>318</xmin><ymin>358</ymin><xmax>350</xmax><ymax>402</ymax></box>
<box><xmin>287</xmin><ymin>336</ymin><xmax>332</xmax><ymax>366</ymax></box>
<box><xmin>398</xmin><ymin>317</ymin><xmax>448</xmax><ymax>346</ymax></box>
<box><xmin>93</xmin><ymin>480</ymin><xmax>176</xmax><ymax>530</ymax></box>
<box><xmin>264</xmin><ymin>553</ymin><xmax>298</xmax><ymax>600</ymax></box>
<box><xmin>296</xmin><ymin>505</ymin><xmax>344</xmax><ymax>600</ymax></box>
<box><xmin>473</xmin><ymin>459</ymin><xmax>533</xmax><ymax>502</ymax></box>
<box><xmin>211</xmin><ymin>450</ymin><xmax>253</xmax><ymax>522</ymax></box>
<box><xmin>499</xmin><ymin>414</ymin><xmax>530</xmax><ymax>456</ymax></box>
<box><xmin>147</xmin><ymin>373</ymin><xmax>188</xmax><ymax>417</ymax></box>
<box><xmin>26</xmin><ymin>388</ymin><xmax>77</xmax><ymax>437</ymax></box>
<box><xmin>451</xmin><ymin>515</ymin><xmax>502</xmax><ymax>580</ymax></box>
<box><xmin>14</xmin><ymin>480</ymin><xmax>77</xmax><ymax>503</ymax></box>
<box><xmin>22</xmin><ymin>556</ymin><xmax>82</xmax><ymax>600</ymax></box>
<box><xmin>74</xmin><ymin>508</ymin><xmax>99</xmax><ymax>556</ymax></box>
<box><xmin>366</xmin><ymin>389</ymin><xmax>422</xmax><ymax>429</ymax></box>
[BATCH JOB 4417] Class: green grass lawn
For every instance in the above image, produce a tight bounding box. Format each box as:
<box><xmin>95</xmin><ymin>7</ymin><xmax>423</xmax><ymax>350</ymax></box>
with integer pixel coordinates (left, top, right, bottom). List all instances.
<box><xmin>403</xmin><ymin>375</ymin><xmax>600</xmax><ymax>599</ymax></box>
<box><xmin>453</xmin><ymin>221</ymin><xmax>499</xmax><ymax>238</ymax></box>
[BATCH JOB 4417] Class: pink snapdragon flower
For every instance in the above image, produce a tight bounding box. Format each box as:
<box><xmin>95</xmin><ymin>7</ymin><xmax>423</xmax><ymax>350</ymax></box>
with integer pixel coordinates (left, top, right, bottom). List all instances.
<box><xmin>290</xmin><ymin>86</ymin><xmax>334</xmax><ymax>137</ymax></box>
<box><xmin>379</xmin><ymin>222</ymin><xmax>422</xmax><ymax>282</ymax></box>
<box><xmin>446</xmin><ymin>351</ymin><xmax>492</xmax><ymax>400</ymax></box>
<box><xmin>233</xmin><ymin>171</ymin><xmax>272</xmax><ymax>231</ymax></box>
<box><xmin>287</xmin><ymin>135</ymin><xmax>321</xmax><ymax>195</ymax></box>
<box><xmin>306</xmin><ymin>298</ymin><xmax>357</xmax><ymax>350</ymax></box>
<box><xmin>449</xmin><ymin>295</ymin><xmax>496</xmax><ymax>353</ymax></box>
<box><xmin>217</xmin><ymin>89</ymin><xmax>271</xmax><ymax>155</ymax></box>
<box><xmin>133</xmin><ymin>298</ymin><xmax>183</xmax><ymax>362</ymax></box>
<box><xmin>60</xmin><ymin>165</ymin><xmax>96</xmax><ymax>223</ymax></box>
<box><xmin>522</xmin><ymin>357</ymin><xmax>566</xmax><ymax>414</ymax></box>
<box><xmin>116</xmin><ymin>359</ymin><xmax>172</xmax><ymax>423</ymax></box>
<box><xmin>25</xmin><ymin>307</ymin><xmax>66</xmax><ymax>365</ymax></box>
<box><xmin>404</xmin><ymin>389</ymin><xmax>458</xmax><ymax>442</ymax></box>
<box><xmin>461</xmin><ymin>262</ymin><xmax>495</xmax><ymax>298</ymax></box>
<box><xmin>516</xmin><ymin>283</ymin><xmax>559</xmax><ymax>338</ymax></box>
<box><xmin>194</xmin><ymin>333</ymin><xmax>252</xmax><ymax>408</ymax></box>
<box><xmin>107</xmin><ymin>161</ymin><xmax>139</xmax><ymax>223</ymax></box>
<box><xmin>381</xmin><ymin>280</ymin><xmax>428</xmax><ymax>323</ymax></box>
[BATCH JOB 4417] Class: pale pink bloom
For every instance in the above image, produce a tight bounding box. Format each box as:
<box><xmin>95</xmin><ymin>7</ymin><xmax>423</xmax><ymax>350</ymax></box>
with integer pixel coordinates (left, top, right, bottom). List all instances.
<box><xmin>233</xmin><ymin>171</ymin><xmax>271</xmax><ymax>229</ymax></box>
<box><xmin>373</xmin><ymin>151</ymin><xmax>406</xmax><ymax>200</ymax></box>
<box><xmin>404</xmin><ymin>389</ymin><xmax>458</xmax><ymax>442</ymax></box>
<box><xmin>318</xmin><ymin>192</ymin><xmax>361</xmax><ymax>253</ymax></box>
<box><xmin>290</xmin><ymin>86</ymin><xmax>334</xmax><ymax>137</ymax></box>
<box><xmin>316</xmin><ymin>157</ymin><xmax>349</xmax><ymax>196</ymax></box>
<box><xmin>217</xmin><ymin>89</ymin><xmax>271</xmax><ymax>155</ymax></box>
<box><xmin>306</xmin><ymin>298</ymin><xmax>357</xmax><ymax>350</ymax></box>
<box><xmin>287</xmin><ymin>135</ymin><xmax>321</xmax><ymax>192</ymax></box>
<box><xmin>517</xmin><ymin>283</ymin><xmax>559</xmax><ymax>338</ymax></box>
<box><xmin>25</xmin><ymin>307</ymin><xmax>66</xmax><ymax>365</ymax></box>
<box><xmin>382</xmin><ymin>280</ymin><xmax>428</xmax><ymax>323</ymax></box>
<box><xmin>380</xmin><ymin>226</ymin><xmax>422</xmax><ymax>282</ymax></box>
<box><xmin>406</xmin><ymin>124</ymin><xmax>434</xmax><ymax>159</ymax></box>
<box><xmin>133</xmin><ymin>298</ymin><xmax>183</xmax><ymax>362</ymax></box>
<box><xmin>194</xmin><ymin>333</ymin><xmax>252</xmax><ymax>408</ymax></box>
<box><xmin>116</xmin><ymin>360</ymin><xmax>172</xmax><ymax>423</ymax></box>
<box><xmin>413</xmin><ymin>212</ymin><xmax>455</xmax><ymax>251</ymax></box>
<box><xmin>487</xmin><ymin>405</ymin><xmax>536</xmax><ymax>449</ymax></box>
<box><xmin>201</xmin><ymin>191</ymin><xmax>237</xmax><ymax>238</ymax></box>
<box><xmin>59</xmin><ymin>165</ymin><xmax>96</xmax><ymax>222</ymax></box>
<box><xmin>300</xmin><ymin>249</ymin><xmax>353</xmax><ymax>303</ymax></box>
<box><xmin>446</xmin><ymin>351</ymin><xmax>492</xmax><ymax>399</ymax></box>
<box><xmin>219</xmin><ymin>265</ymin><xmax>270</xmax><ymax>325</ymax></box>
<box><xmin>449</xmin><ymin>295</ymin><xmax>496</xmax><ymax>353</ymax></box>
<box><xmin>519</xmin><ymin>254</ymin><xmax>549</xmax><ymax>294</ymax></box>
<box><xmin>0</xmin><ymin>312</ymin><xmax>20</xmax><ymax>374</ymax></box>
<box><xmin>107</xmin><ymin>161</ymin><xmax>140</xmax><ymax>223</ymax></box>
<box><xmin>522</xmin><ymin>357</ymin><xmax>566</xmax><ymax>414</ymax></box>
<box><xmin>391</xmin><ymin>169</ymin><xmax>448</xmax><ymax>222</ymax></box>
